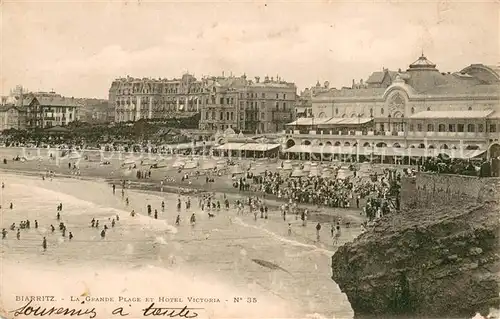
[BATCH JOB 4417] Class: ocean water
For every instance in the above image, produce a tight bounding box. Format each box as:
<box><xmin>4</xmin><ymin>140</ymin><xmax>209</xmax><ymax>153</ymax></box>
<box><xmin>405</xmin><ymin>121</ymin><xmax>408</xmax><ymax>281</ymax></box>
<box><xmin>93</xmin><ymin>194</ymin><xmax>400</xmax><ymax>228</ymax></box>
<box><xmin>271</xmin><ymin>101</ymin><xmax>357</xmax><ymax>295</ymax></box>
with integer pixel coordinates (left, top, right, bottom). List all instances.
<box><xmin>0</xmin><ymin>173</ymin><xmax>356</xmax><ymax>319</ymax></box>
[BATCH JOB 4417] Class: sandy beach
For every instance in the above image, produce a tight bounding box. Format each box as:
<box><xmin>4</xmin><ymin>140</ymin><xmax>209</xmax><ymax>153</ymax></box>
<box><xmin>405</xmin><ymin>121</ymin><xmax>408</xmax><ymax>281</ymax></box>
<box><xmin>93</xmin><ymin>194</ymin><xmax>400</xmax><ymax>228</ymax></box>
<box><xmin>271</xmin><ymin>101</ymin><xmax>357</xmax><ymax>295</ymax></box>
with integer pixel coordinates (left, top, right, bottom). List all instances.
<box><xmin>0</xmin><ymin>147</ymin><xmax>367</xmax><ymax>319</ymax></box>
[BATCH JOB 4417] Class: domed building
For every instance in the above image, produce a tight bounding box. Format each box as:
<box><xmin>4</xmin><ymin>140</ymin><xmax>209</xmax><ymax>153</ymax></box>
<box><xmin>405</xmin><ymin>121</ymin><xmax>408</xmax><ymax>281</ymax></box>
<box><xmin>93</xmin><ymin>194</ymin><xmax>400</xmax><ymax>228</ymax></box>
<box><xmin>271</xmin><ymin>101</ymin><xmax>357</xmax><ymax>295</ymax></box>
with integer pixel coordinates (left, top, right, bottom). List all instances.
<box><xmin>312</xmin><ymin>54</ymin><xmax>499</xmax><ymax>132</ymax></box>
<box><xmin>284</xmin><ymin>55</ymin><xmax>500</xmax><ymax>162</ymax></box>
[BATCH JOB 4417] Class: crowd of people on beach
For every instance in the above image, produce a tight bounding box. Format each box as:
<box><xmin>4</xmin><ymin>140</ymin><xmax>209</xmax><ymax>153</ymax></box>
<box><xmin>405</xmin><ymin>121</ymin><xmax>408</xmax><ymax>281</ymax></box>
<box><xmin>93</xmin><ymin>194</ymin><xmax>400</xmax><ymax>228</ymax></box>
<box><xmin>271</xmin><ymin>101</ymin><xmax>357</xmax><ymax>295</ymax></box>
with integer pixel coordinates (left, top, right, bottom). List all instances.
<box><xmin>420</xmin><ymin>157</ymin><xmax>492</xmax><ymax>177</ymax></box>
<box><xmin>231</xmin><ymin>164</ymin><xmax>406</xmax><ymax>219</ymax></box>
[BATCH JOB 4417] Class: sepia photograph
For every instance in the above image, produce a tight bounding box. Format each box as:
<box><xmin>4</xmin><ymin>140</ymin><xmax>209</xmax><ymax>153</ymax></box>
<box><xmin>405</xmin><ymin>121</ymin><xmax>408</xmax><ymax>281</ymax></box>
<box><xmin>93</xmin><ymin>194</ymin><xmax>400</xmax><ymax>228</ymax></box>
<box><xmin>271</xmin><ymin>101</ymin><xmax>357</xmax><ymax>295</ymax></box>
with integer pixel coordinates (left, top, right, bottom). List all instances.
<box><xmin>0</xmin><ymin>1</ymin><xmax>499</xmax><ymax>318</ymax></box>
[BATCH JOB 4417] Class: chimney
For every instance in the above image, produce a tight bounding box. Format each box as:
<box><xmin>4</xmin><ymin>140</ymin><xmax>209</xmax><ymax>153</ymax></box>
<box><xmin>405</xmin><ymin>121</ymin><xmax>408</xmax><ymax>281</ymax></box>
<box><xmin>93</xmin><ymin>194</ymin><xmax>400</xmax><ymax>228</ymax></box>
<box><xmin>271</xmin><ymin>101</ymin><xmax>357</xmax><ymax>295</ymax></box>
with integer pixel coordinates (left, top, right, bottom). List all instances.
<box><xmin>222</xmin><ymin>71</ymin><xmax>225</xmax><ymax>77</ymax></box>
<box><xmin>352</xmin><ymin>79</ymin><xmax>355</xmax><ymax>88</ymax></box>
<box><xmin>255</xmin><ymin>76</ymin><xmax>260</xmax><ymax>83</ymax></box>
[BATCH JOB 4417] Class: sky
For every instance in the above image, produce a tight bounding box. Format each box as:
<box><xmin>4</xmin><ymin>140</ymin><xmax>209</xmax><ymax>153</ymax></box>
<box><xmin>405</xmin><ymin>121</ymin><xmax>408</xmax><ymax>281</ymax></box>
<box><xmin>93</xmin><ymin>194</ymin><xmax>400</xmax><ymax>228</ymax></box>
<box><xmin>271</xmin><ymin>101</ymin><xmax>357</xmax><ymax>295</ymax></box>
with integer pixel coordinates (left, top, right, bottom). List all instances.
<box><xmin>1</xmin><ymin>0</ymin><xmax>499</xmax><ymax>99</ymax></box>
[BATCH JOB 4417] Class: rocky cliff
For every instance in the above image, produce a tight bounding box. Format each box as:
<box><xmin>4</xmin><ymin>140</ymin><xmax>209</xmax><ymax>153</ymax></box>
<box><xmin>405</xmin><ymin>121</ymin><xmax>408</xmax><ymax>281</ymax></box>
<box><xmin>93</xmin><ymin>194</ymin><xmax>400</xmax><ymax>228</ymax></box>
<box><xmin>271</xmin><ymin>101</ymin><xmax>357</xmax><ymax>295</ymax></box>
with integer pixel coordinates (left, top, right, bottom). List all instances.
<box><xmin>331</xmin><ymin>174</ymin><xmax>500</xmax><ymax>318</ymax></box>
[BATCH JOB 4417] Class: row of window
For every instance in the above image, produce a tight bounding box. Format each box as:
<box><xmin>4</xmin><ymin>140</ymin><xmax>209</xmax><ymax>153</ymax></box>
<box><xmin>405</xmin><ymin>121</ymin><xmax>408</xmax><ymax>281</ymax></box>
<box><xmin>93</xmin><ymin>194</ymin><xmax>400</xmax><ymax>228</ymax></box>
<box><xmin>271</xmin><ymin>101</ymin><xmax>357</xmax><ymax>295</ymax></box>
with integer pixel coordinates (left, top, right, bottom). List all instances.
<box><xmin>240</xmin><ymin>92</ymin><xmax>288</xmax><ymax>100</ymax></box>
<box><xmin>408</xmin><ymin>123</ymin><xmax>498</xmax><ymax>133</ymax></box>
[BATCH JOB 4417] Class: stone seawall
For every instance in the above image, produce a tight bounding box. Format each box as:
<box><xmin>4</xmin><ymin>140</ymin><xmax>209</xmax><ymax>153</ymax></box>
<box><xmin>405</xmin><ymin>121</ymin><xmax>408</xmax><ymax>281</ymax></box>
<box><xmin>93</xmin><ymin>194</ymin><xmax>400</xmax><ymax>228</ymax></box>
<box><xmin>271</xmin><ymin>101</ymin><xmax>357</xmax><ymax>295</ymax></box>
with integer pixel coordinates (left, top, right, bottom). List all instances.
<box><xmin>401</xmin><ymin>173</ymin><xmax>500</xmax><ymax>210</ymax></box>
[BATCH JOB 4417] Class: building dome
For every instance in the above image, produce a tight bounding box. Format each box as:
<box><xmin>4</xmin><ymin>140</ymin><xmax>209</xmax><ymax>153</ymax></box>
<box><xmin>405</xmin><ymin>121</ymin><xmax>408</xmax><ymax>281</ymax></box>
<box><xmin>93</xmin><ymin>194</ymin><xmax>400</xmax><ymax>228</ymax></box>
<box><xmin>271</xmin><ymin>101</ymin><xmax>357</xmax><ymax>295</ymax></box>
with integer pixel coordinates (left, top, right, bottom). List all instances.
<box><xmin>408</xmin><ymin>53</ymin><xmax>437</xmax><ymax>70</ymax></box>
<box><xmin>224</xmin><ymin>127</ymin><xmax>236</xmax><ymax>136</ymax></box>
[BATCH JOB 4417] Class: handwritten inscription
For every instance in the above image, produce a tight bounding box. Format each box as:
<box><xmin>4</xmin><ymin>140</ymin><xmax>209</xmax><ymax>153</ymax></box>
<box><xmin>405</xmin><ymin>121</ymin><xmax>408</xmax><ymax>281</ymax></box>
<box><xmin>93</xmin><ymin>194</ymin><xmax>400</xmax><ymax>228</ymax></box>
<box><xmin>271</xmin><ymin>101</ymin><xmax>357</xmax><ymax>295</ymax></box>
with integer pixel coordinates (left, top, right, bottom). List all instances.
<box><xmin>10</xmin><ymin>295</ymin><xmax>259</xmax><ymax>318</ymax></box>
<box><xmin>142</xmin><ymin>303</ymin><xmax>199</xmax><ymax>318</ymax></box>
<box><xmin>11</xmin><ymin>300</ymin><xmax>97</xmax><ymax>318</ymax></box>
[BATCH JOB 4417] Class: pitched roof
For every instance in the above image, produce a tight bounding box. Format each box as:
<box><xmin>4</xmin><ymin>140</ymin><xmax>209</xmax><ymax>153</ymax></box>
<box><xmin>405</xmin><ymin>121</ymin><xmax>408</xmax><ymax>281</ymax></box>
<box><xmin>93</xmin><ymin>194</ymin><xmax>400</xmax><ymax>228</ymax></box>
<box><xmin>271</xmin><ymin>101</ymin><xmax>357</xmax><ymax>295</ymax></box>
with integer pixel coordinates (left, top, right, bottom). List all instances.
<box><xmin>366</xmin><ymin>71</ymin><xmax>385</xmax><ymax>84</ymax></box>
<box><xmin>315</xmin><ymin>88</ymin><xmax>386</xmax><ymax>99</ymax></box>
<box><xmin>419</xmin><ymin>83</ymin><xmax>500</xmax><ymax>96</ymax></box>
<box><xmin>34</xmin><ymin>96</ymin><xmax>83</xmax><ymax>107</ymax></box>
<box><xmin>0</xmin><ymin>105</ymin><xmax>25</xmax><ymax>112</ymax></box>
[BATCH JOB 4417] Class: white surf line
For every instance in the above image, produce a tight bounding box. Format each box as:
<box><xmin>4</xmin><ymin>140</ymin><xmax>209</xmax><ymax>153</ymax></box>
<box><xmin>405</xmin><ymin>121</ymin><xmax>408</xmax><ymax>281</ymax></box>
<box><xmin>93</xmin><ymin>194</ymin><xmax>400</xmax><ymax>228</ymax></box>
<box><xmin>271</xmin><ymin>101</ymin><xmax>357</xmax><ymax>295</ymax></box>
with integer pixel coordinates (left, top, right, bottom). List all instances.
<box><xmin>233</xmin><ymin>217</ymin><xmax>335</xmax><ymax>256</ymax></box>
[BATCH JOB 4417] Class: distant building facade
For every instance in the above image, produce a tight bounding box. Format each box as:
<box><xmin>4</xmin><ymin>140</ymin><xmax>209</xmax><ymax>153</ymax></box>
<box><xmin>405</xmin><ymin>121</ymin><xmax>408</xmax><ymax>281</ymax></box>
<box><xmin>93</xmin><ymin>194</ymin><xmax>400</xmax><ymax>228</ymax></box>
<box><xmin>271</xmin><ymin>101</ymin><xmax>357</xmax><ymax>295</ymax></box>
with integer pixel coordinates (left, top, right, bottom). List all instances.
<box><xmin>283</xmin><ymin>54</ymin><xmax>500</xmax><ymax>161</ymax></box>
<box><xmin>76</xmin><ymin>98</ymin><xmax>109</xmax><ymax>124</ymax></box>
<box><xmin>312</xmin><ymin>54</ymin><xmax>500</xmax><ymax>132</ymax></box>
<box><xmin>23</xmin><ymin>92</ymin><xmax>81</xmax><ymax>128</ymax></box>
<box><xmin>109</xmin><ymin>73</ymin><xmax>297</xmax><ymax>133</ymax></box>
<box><xmin>296</xmin><ymin>81</ymin><xmax>331</xmax><ymax>118</ymax></box>
<box><xmin>0</xmin><ymin>105</ymin><xmax>26</xmax><ymax>131</ymax></box>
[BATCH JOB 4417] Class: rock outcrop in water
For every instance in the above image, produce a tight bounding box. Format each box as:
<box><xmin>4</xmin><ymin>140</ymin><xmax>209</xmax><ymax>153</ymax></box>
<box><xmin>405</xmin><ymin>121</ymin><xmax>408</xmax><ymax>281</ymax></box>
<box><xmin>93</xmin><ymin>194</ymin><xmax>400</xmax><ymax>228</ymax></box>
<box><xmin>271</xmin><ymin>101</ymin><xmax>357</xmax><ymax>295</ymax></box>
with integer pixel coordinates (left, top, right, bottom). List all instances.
<box><xmin>331</xmin><ymin>174</ymin><xmax>500</xmax><ymax>318</ymax></box>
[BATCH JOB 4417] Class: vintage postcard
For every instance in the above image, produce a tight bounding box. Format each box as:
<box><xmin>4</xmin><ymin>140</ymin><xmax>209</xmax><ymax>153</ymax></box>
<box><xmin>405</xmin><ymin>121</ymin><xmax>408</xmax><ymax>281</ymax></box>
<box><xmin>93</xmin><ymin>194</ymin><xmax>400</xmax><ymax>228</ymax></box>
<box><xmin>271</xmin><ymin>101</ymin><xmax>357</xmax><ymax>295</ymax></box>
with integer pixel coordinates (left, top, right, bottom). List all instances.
<box><xmin>0</xmin><ymin>1</ymin><xmax>499</xmax><ymax>318</ymax></box>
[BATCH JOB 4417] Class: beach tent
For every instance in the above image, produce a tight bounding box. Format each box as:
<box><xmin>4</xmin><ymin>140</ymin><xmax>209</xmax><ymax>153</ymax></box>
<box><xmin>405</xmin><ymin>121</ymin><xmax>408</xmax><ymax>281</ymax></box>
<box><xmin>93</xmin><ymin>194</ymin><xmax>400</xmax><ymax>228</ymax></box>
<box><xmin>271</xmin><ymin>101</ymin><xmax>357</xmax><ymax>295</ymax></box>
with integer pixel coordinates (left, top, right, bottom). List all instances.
<box><xmin>291</xmin><ymin>168</ymin><xmax>306</xmax><ymax>178</ymax></box>
<box><xmin>200</xmin><ymin>160</ymin><xmax>217</xmax><ymax>170</ymax></box>
<box><xmin>216</xmin><ymin>159</ymin><xmax>227</xmax><ymax>170</ymax></box>
<box><xmin>322</xmin><ymin>169</ymin><xmax>333</xmax><ymax>178</ymax></box>
<box><xmin>142</xmin><ymin>159</ymin><xmax>157</xmax><ymax>166</ymax></box>
<box><xmin>302</xmin><ymin>162</ymin><xmax>312</xmax><ymax>172</ymax></box>
<box><xmin>231</xmin><ymin>164</ymin><xmax>244</xmax><ymax>175</ymax></box>
<box><xmin>183</xmin><ymin>160</ymin><xmax>198</xmax><ymax>169</ymax></box>
<box><xmin>122</xmin><ymin>159</ymin><xmax>136</xmax><ymax>165</ymax></box>
<box><xmin>282</xmin><ymin>160</ymin><xmax>293</xmax><ymax>171</ymax></box>
<box><xmin>172</xmin><ymin>160</ymin><xmax>186</xmax><ymax>168</ymax></box>
<box><xmin>336</xmin><ymin>169</ymin><xmax>354</xmax><ymax>180</ymax></box>
<box><xmin>309</xmin><ymin>163</ymin><xmax>320</xmax><ymax>177</ymax></box>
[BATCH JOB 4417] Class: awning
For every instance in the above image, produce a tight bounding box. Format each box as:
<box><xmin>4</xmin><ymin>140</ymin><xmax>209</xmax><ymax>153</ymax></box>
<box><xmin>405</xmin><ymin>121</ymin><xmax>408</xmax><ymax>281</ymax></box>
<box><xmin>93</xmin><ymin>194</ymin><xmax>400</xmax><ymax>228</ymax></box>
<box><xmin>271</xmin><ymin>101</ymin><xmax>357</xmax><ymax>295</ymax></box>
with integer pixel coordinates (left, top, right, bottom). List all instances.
<box><xmin>217</xmin><ymin>143</ymin><xmax>280</xmax><ymax>152</ymax></box>
<box><xmin>283</xmin><ymin>145</ymin><xmax>486</xmax><ymax>159</ymax></box>
<box><xmin>241</xmin><ymin>143</ymin><xmax>280</xmax><ymax>152</ymax></box>
<box><xmin>286</xmin><ymin>118</ymin><xmax>331</xmax><ymax>126</ymax></box>
<box><xmin>216</xmin><ymin>143</ymin><xmax>246</xmax><ymax>151</ymax></box>
<box><xmin>319</xmin><ymin>117</ymin><xmax>373</xmax><ymax>126</ymax></box>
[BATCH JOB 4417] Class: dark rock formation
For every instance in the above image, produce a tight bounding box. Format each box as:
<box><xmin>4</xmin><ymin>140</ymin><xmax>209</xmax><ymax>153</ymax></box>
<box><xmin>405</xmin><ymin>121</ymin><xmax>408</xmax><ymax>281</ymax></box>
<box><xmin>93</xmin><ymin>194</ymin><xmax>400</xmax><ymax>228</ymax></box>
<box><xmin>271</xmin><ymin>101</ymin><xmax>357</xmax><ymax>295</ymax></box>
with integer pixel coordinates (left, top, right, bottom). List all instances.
<box><xmin>331</xmin><ymin>176</ymin><xmax>500</xmax><ymax>318</ymax></box>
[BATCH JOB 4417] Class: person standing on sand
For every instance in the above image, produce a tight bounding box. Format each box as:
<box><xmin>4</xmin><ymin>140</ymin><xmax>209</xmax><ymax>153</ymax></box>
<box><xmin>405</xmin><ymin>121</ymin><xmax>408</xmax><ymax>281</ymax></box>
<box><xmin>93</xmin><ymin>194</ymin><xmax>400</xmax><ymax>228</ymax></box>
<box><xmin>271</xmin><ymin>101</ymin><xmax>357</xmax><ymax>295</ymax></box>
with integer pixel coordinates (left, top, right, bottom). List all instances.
<box><xmin>16</xmin><ymin>229</ymin><xmax>20</xmax><ymax>240</ymax></box>
<box><xmin>154</xmin><ymin>210</ymin><xmax>158</xmax><ymax>219</ymax></box>
<box><xmin>288</xmin><ymin>223</ymin><xmax>292</xmax><ymax>236</ymax></box>
<box><xmin>35</xmin><ymin>220</ymin><xmax>38</xmax><ymax>229</ymax></box>
<box><xmin>161</xmin><ymin>201</ymin><xmax>165</xmax><ymax>212</ymax></box>
<box><xmin>2</xmin><ymin>228</ymin><xmax>7</xmax><ymax>239</ymax></box>
<box><xmin>112</xmin><ymin>219</ymin><xmax>115</xmax><ymax>227</ymax></box>
<box><xmin>100</xmin><ymin>229</ymin><xmax>106</xmax><ymax>239</ymax></box>
<box><xmin>10</xmin><ymin>203</ymin><xmax>13</xmax><ymax>209</ymax></box>
<box><xmin>69</xmin><ymin>232</ymin><xmax>73</xmax><ymax>240</ymax></box>
<box><xmin>56</xmin><ymin>212</ymin><xmax>60</xmax><ymax>220</ymax></box>
<box><xmin>50</xmin><ymin>224</ymin><xmax>55</xmax><ymax>233</ymax></box>
<box><xmin>42</xmin><ymin>237</ymin><xmax>47</xmax><ymax>251</ymax></box>
<box><xmin>112</xmin><ymin>184</ymin><xmax>116</xmax><ymax>195</ymax></box>
<box><xmin>175</xmin><ymin>214</ymin><xmax>181</xmax><ymax>226</ymax></box>
<box><xmin>333</xmin><ymin>225</ymin><xmax>341</xmax><ymax>245</ymax></box>
<box><xmin>316</xmin><ymin>223</ymin><xmax>321</xmax><ymax>241</ymax></box>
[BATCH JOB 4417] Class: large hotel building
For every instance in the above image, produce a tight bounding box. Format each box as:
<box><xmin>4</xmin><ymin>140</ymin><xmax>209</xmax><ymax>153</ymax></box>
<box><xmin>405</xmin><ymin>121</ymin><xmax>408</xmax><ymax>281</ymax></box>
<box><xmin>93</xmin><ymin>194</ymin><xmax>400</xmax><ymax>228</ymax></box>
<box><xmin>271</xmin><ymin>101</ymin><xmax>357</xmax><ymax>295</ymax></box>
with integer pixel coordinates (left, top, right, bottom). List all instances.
<box><xmin>213</xmin><ymin>54</ymin><xmax>500</xmax><ymax>162</ymax></box>
<box><xmin>109</xmin><ymin>73</ymin><xmax>297</xmax><ymax>133</ymax></box>
<box><xmin>280</xmin><ymin>54</ymin><xmax>500</xmax><ymax>161</ymax></box>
